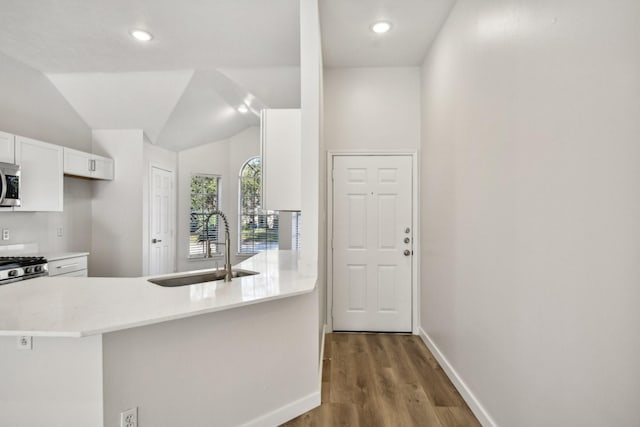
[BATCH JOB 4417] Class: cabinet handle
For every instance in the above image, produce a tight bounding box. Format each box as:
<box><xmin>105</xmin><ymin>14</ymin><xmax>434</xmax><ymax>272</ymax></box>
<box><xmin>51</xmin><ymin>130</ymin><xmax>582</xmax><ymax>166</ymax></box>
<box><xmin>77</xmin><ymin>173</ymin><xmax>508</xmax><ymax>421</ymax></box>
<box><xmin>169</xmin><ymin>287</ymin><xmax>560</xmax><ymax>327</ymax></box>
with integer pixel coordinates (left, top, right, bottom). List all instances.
<box><xmin>56</xmin><ymin>263</ymin><xmax>79</xmax><ymax>269</ymax></box>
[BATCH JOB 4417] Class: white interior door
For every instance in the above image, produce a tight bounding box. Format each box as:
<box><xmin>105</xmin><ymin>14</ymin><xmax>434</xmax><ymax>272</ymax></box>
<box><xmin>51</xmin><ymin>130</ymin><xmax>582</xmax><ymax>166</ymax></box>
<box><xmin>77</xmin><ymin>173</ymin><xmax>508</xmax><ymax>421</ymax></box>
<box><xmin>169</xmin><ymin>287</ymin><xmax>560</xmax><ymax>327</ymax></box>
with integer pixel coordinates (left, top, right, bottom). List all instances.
<box><xmin>332</xmin><ymin>155</ymin><xmax>413</xmax><ymax>332</ymax></box>
<box><xmin>150</xmin><ymin>166</ymin><xmax>174</xmax><ymax>275</ymax></box>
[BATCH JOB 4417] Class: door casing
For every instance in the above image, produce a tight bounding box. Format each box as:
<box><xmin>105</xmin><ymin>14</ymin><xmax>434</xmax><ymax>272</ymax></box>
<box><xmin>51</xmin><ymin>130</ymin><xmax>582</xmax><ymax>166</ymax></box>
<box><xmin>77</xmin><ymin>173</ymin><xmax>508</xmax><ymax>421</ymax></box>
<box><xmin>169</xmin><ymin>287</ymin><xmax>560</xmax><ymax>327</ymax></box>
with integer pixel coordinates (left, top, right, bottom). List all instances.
<box><xmin>326</xmin><ymin>150</ymin><xmax>420</xmax><ymax>334</ymax></box>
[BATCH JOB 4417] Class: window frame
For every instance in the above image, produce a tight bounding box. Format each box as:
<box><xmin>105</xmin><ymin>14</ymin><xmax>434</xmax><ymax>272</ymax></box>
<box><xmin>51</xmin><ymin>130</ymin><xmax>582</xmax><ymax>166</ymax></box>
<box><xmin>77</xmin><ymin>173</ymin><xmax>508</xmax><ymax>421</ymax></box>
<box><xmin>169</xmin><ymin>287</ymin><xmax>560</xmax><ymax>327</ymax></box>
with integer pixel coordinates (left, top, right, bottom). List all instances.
<box><xmin>188</xmin><ymin>173</ymin><xmax>223</xmax><ymax>259</ymax></box>
<box><xmin>237</xmin><ymin>157</ymin><xmax>280</xmax><ymax>255</ymax></box>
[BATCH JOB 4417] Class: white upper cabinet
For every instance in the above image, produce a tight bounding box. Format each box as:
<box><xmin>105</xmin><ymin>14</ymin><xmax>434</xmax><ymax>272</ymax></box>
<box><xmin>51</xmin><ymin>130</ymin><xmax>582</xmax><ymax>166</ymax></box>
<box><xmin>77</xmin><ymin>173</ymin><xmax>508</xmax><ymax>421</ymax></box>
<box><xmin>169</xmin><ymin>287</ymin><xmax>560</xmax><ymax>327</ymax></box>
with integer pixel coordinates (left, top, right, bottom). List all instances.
<box><xmin>91</xmin><ymin>156</ymin><xmax>113</xmax><ymax>180</ymax></box>
<box><xmin>0</xmin><ymin>131</ymin><xmax>15</xmax><ymax>164</ymax></box>
<box><xmin>260</xmin><ymin>109</ymin><xmax>301</xmax><ymax>211</ymax></box>
<box><xmin>63</xmin><ymin>147</ymin><xmax>114</xmax><ymax>180</ymax></box>
<box><xmin>14</xmin><ymin>136</ymin><xmax>63</xmax><ymax>212</ymax></box>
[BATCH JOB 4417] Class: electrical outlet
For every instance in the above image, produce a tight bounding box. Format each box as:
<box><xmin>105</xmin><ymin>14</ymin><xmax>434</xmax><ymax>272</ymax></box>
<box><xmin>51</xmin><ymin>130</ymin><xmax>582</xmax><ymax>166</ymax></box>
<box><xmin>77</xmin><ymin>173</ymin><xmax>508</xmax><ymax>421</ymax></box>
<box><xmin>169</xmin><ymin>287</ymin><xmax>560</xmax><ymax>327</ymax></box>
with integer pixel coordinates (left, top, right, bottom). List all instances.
<box><xmin>56</xmin><ymin>226</ymin><xmax>63</xmax><ymax>237</ymax></box>
<box><xmin>120</xmin><ymin>407</ymin><xmax>137</xmax><ymax>427</ymax></box>
<box><xmin>2</xmin><ymin>228</ymin><xmax>9</xmax><ymax>241</ymax></box>
<box><xmin>16</xmin><ymin>336</ymin><xmax>32</xmax><ymax>350</ymax></box>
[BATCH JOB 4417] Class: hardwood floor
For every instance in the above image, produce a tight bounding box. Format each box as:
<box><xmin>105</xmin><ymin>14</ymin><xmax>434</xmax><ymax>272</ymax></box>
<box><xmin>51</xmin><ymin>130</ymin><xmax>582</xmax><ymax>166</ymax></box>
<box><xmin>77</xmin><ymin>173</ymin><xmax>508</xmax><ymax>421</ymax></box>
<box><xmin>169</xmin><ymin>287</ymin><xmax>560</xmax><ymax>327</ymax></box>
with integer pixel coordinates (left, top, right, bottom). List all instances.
<box><xmin>281</xmin><ymin>333</ymin><xmax>481</xmax><ymax>427</ymax></box>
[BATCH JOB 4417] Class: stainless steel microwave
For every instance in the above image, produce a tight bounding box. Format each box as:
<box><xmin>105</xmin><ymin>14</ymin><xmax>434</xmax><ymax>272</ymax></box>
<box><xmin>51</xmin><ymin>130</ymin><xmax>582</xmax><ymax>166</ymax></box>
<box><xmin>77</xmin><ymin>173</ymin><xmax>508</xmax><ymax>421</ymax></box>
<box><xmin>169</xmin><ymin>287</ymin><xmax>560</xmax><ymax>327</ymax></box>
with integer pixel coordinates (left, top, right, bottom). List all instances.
<box><xmin>0</xmin><ymin>162</ymin><xmax>20</xmax><ymax>207</ymax></box>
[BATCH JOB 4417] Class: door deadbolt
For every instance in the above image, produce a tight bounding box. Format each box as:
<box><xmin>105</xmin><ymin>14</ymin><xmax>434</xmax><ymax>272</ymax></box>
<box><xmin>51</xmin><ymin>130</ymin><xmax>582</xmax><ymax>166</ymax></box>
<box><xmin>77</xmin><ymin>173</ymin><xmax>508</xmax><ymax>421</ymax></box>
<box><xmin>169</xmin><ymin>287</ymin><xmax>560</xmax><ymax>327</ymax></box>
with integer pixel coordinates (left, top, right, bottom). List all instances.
<box><xmin>404</xmin><ymin>237</ymin><xmax>410</xmax><ymax>244</ymax></box>
<box><xmin>405</xmin><ymin>227</ymin><xmax>410</xmax><ymax>234</ymax></box>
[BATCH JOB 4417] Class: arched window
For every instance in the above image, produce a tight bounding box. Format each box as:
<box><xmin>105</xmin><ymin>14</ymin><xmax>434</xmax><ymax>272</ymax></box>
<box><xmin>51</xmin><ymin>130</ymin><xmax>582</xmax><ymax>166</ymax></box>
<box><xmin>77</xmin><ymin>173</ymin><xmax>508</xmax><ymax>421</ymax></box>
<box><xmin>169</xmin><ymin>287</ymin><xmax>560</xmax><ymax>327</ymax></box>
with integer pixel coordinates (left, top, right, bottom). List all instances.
<box><xmin>238</xmin><ymin>157</ymin><xmax>279</xmax><ymax>253</ymax></box>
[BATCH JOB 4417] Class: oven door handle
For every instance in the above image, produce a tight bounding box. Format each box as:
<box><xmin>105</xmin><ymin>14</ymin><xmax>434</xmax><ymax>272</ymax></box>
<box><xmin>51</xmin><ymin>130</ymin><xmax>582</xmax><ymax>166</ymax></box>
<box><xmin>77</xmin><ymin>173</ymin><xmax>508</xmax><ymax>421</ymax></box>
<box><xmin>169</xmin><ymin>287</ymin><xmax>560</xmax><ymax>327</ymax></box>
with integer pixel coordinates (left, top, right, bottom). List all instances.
<box><xmin>0</xmin><ymin>169</ymin><xmax>7</xmax><ymax>204</ymax></box>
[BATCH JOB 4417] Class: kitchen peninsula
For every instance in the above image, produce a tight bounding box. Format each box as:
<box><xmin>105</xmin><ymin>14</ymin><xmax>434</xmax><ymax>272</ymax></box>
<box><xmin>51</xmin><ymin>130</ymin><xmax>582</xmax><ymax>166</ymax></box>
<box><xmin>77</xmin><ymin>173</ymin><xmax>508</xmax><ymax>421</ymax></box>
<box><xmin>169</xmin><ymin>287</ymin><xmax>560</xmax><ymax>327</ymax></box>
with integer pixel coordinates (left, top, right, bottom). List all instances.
<box><xmin>0</xmin><ymin>250</ymin><xmax>320</xmax><ymax>427</ymax></box>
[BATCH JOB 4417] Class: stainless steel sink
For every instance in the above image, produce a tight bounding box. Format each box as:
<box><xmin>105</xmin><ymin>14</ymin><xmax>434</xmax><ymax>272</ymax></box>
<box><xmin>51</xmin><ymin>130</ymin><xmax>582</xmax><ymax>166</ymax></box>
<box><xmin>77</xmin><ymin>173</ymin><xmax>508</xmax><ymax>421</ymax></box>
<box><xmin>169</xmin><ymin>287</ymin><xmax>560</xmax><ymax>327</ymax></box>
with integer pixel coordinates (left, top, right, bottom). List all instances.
<box><xmin>148</xmin><ymin>269</ymin><xmax>259</xmax><ymax>287</ymax></box>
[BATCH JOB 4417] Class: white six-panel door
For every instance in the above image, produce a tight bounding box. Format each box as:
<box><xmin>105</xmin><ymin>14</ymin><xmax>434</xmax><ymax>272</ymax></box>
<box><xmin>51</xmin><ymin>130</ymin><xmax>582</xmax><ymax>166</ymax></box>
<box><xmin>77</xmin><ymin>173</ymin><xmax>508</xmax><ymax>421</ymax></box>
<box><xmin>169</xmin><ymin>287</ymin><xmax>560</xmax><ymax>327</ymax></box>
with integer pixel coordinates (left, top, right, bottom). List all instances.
<box><xmin>150</xmin><ymin>166</ymin><xmax>174</xmax><ymax>275</ymax></box>
<box><xmin>332</xmin><ymin>155</ymin><xmax>413</xmax><ymax>332</ymax></box>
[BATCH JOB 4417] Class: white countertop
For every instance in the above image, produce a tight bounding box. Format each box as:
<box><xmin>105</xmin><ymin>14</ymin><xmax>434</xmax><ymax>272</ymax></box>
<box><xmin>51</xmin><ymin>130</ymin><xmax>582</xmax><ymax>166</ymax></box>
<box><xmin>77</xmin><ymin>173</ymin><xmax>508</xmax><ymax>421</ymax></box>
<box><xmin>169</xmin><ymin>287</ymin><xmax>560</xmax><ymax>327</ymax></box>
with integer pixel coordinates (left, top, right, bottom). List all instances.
<box><xmin>0</xmin><ymin>250</ymin><xmax>315</xmax><ymax>338</ymax></box>
<box><xmin>41</xmin><ymin>251</ymin><xmax>90</xmax><ymax>261</ymax></box>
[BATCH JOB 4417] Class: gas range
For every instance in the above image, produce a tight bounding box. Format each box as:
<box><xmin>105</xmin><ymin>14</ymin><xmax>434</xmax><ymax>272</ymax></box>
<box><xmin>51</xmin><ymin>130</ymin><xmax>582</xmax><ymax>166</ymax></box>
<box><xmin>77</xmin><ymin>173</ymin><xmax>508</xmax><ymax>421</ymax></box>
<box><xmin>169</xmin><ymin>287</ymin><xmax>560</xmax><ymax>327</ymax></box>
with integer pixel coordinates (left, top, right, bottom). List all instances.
<box><xmin>0</xmin><ymin>256</ymin><xmax>48</xmax><ymax>285</ymax></box>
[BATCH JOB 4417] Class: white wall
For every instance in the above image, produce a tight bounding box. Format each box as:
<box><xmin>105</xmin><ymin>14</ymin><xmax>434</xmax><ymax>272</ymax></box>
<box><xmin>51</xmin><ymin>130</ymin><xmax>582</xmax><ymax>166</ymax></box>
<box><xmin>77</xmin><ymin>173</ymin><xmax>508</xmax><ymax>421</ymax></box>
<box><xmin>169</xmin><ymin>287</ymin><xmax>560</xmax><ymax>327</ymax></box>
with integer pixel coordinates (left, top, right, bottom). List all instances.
<box><xmin>0</xmin><ymin>52</ymin><xmax>93</xmax><ymax>256</ymax></box>
<box><xmin>300</xmin><ymin>0</ymin><xmax>322</xmax><ymax>278</ymax></box>
<box><xmin>103</xmin><ymin>293</ymin><xmax>319</xmax><ymax>427</ymax></box>
<box><xmin>91</xmin><ymin>130</ymin><xmax>145</xmax><ymax>277</ymax></box>
<box><xmin>300</xmin><ymin>0</ymin><xmax>324</xmax><ymax>352</ymax></box>
<box><xmin>324</xmin><ymin>67</ymin><xmax>421</xmax><ymax>151</ymax></box>
<box><xmin>91</xmin><ymin>131</ymin><xmax>179</xmax><ymax>277</ymax></box>
<box><xmin>176</xmin><ymin>127</ymin><xmax>260</xmax><ymax>273</ymax></box>
<box><xmin>420</xmin><ymin>1</ymin><xmax>640</xmax><ymax>426</ymax></box>
<box><xmin>0</xmin><ymin>335</ymin><xmax>103</xmax><ymax>427</ymax></box>
<box><xmin>0</xmin><ymin>179</ymin><xmax>92</xmax><ymax>255</ymax></box>
<box><xmin>322</xmin><ymin>67</ymin><xmax>421</xmax><ymax>332</ymax></box>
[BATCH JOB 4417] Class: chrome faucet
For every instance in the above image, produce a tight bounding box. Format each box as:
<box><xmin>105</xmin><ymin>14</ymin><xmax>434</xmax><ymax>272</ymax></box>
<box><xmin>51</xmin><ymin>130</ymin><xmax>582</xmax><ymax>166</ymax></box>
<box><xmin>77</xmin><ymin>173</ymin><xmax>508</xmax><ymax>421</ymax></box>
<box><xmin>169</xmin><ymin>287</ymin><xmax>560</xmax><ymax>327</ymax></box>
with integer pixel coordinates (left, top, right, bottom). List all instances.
<box><xmin>212</xmin><ymin>209</ymin><xmax>232</xmax><ymax>282</ymax></box>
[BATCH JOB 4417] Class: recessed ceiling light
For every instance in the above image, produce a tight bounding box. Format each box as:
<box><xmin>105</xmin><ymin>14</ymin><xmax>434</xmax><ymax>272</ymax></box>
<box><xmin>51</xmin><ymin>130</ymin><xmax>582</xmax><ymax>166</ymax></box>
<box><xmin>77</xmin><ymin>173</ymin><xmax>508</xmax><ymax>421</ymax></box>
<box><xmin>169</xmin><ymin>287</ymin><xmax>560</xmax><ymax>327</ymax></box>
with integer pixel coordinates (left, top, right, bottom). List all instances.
<box><xmin>237</xmin><ymin>105</ymin><xmax>249</xmax><ymax>114</ymax></box>
<box><xmin>130</xmin><ymin>29</ymin><xmax>153</xmax><ymax>42</ymax></box>
<box><xmin>371</xmin><ymin>21</ymin><xmax>392</xmax><ymax>34</ymax></box>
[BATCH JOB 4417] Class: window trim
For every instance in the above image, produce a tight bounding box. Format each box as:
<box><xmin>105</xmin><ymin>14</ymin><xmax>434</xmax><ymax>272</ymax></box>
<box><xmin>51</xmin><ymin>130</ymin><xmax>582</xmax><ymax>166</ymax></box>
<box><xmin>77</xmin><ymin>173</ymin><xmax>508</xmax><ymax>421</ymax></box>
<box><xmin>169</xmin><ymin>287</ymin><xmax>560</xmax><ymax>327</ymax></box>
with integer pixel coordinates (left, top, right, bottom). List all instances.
<box><xmin>237</xmin><ymin>157</ymin><xmax>280</xmax><ymax>255</ymax></box>
<box><xmin>188</xmin><ymin>173</ymin><xmax>223</xmax><ymax>259</ymax></box>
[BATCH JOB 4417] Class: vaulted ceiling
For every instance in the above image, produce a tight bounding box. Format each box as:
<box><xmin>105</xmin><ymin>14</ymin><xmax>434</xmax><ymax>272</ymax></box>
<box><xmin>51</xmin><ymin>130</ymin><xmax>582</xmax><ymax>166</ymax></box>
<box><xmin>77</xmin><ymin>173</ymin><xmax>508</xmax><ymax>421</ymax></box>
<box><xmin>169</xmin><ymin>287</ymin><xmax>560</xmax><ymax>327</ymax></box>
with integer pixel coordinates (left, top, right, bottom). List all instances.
<box><xmin>0</xmin><ymin>0</ymin><xmax>300</xmax><ymax>151</ymax></box>
<box><xmin>0</xmin><ymin>0</ymin><xmax>455</xmax><ymax>151</ymax></box>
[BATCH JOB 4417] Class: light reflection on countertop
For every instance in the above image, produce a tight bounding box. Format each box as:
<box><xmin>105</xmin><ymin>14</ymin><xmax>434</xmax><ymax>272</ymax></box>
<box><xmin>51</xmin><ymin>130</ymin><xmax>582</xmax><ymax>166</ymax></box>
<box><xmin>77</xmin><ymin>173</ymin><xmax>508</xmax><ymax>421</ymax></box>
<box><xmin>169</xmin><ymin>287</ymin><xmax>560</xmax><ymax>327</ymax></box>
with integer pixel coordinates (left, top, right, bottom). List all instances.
<box><xmin>189</xmin><ymin>282</ymin><xmax>218</xmax><ymax>301</ymax></box>
<box><xmin>0</xmin><ymin>250</ymin><xmax>315</xmax><ymax>338</ymax></box>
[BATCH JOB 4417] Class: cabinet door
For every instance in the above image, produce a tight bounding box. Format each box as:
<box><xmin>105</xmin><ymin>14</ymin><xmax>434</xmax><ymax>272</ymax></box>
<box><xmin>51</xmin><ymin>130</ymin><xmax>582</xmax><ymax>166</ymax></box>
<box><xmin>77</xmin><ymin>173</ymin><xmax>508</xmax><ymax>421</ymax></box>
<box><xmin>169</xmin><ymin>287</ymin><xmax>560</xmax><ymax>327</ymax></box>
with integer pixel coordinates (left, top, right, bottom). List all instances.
<box><xmin>0</xmin><ymin>131</ymin><xmax>15</xmax><ymax>164</ymax></box>
<box><xmin>63</xmin><ymin>147</ymin><xmax>92</xmax><ymax>178</ymax></box>
<box><xmin>14</xmin><ymin>136</ymin><xmax>63</xmax><ymax>212</ymax></box>
<box><xmin>260</xmin><ymin>109</ymin><xmax>301</xmax><ymax>211</ymax></box>
<box><xmin>91</xmin><ymin>155</ymin><xmax>114</xmax><ymax>180</ymax></box>
<box><xmin>64</xmin><ymin>148</ymin><xmax>114</xmax><ymax>180</ymax></box>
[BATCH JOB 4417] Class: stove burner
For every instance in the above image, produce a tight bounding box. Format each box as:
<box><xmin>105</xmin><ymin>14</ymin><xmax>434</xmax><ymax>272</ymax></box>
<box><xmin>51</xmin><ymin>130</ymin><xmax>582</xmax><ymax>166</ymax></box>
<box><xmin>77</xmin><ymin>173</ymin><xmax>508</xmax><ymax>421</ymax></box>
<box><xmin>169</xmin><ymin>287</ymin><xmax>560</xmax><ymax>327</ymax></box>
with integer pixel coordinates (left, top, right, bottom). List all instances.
<box><xmin>0</xmin><ymin>256</ymin><xmax>48</xmax><ymax>285</ymax></box>
<box><xmin>0</xmin><ymin>256</ymin><xmax>46</xmax><ymax>267</ymax></box>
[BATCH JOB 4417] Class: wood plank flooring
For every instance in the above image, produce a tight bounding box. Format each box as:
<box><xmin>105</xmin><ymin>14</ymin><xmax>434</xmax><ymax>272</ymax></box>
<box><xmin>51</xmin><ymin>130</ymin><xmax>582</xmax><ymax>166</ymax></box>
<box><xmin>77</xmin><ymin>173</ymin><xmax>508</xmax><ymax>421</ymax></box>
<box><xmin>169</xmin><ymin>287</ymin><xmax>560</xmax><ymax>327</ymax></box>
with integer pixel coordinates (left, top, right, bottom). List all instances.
<box><xmin>281</xmin><ymin>333</ymin><xmax>481</xmax><ymax>427</ymax></box>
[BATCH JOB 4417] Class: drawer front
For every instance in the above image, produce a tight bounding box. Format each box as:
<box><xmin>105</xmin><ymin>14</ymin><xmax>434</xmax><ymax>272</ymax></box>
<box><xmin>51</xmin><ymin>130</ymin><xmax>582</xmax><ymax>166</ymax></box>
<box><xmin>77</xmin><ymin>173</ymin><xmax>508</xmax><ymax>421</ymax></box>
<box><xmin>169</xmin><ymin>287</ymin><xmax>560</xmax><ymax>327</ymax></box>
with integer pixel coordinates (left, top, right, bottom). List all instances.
<box><xmin>53</xmin><ymin>269</ymin><xmax>88</xmax><ymax>278</ymax></box>
<box><xmin>48</xmin><ymin>256</ymin><xmax>88</xmax><ymax>276</ymax></box>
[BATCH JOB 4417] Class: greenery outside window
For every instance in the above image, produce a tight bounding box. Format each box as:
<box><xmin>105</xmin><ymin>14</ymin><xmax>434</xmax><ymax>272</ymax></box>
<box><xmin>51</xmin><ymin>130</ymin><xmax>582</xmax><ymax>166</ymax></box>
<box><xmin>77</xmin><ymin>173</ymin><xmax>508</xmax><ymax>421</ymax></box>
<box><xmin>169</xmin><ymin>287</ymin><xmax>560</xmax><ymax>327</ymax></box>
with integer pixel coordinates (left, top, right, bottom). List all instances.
<box><xmin>190</xmin><ymin>174</ymin><xmax>222</xmax><ymax>258</ymax></box>
<box><xmin>238</xmin><ymin>157</ymin><xmax>279</xmax><ymax>254</ymax></box>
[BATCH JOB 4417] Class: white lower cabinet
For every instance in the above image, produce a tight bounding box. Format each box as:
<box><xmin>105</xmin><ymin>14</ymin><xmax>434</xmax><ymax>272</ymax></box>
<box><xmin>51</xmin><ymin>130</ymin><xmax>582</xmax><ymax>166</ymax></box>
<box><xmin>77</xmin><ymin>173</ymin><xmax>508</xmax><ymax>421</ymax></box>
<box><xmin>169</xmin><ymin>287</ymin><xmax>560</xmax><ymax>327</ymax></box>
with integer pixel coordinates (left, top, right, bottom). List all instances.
<box><xmin>52</xmin><ymin>269</ymin><xmax>87</xmax><ymax>278</ymax></box>
<box><xmin>48</xmin><ymin>255</ymin><xmax>88</xmax><ymax>277</ymax></box>
<box><xmin>14</xmin><ymin>136</ymin><xmax>63</xmax><ymax>212</ymax></box>
<box><xmin>63</xmin><ymin>147</ymin><xmax>114</xmax><ymax>180</ymax></box>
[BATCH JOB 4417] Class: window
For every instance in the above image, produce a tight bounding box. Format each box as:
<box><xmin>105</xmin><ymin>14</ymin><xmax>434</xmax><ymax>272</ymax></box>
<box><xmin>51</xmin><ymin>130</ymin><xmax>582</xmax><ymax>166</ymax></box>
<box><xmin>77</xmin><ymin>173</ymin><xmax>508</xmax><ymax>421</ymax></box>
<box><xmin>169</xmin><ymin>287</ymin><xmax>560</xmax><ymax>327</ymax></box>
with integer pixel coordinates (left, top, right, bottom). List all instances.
<box><xmin>189</xmin><ymin>174</ymin><xmax>222</xmax><ymax>258</ymax></box>
<box><xmin>292</xmin><ymin>212</ymin><xmax>301</xmax><ymax>250</ymax></box>
<box><xmin>238</xmin><ymin>157</ymin><xmax>279</xmax><ymax>254</ymax></box>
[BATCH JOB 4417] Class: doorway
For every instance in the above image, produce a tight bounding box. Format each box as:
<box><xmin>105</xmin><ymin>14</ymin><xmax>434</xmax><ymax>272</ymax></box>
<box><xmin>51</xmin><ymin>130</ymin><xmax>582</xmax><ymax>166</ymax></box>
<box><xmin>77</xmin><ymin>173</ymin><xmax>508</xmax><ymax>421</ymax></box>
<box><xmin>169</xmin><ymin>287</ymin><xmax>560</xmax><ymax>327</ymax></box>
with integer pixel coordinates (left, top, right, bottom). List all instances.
<box><xmin>149</xmin><ymin>166</ymin><xmax>175</xmax><ymax>275</ymax></box>
<box><xmin>329</xmin><ymin>153</ymin><xmax>417</xmax><ymax>333</ymax></box>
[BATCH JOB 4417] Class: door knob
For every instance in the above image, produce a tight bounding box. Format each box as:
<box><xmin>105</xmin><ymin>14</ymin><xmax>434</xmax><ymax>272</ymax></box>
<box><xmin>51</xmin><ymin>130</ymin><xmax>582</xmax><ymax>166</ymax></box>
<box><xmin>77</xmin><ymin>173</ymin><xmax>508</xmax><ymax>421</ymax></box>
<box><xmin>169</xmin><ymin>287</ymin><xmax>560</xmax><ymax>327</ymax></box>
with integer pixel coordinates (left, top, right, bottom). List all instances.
<box><xmin>152</xmin><ymin>238</ymin><xmax>162</xmax><ymax>243</ymax></box>
<box><xmin>403</xmin><ymin>250</ymin><xmax>411</xmax><ymax>256</ymax></box>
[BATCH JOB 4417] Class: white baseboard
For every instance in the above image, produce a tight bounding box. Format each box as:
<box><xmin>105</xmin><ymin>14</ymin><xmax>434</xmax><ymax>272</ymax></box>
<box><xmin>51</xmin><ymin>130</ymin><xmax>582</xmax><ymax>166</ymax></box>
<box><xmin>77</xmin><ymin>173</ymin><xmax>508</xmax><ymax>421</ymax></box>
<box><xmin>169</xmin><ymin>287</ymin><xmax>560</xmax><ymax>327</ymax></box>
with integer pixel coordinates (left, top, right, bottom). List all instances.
<box><xmin>319</xmin><ymin>324</ymin><xmax>327</xmax><ymax>384</ymax></box>
<box><xmin>240</xmin><ymin>391</ymin><xmax>321</xmax><ymax>427</ymax></box>
<box><xmin>418</xmin><ymin>327</ymin><xmax>498</xmax><ymax>427</ymax></box>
